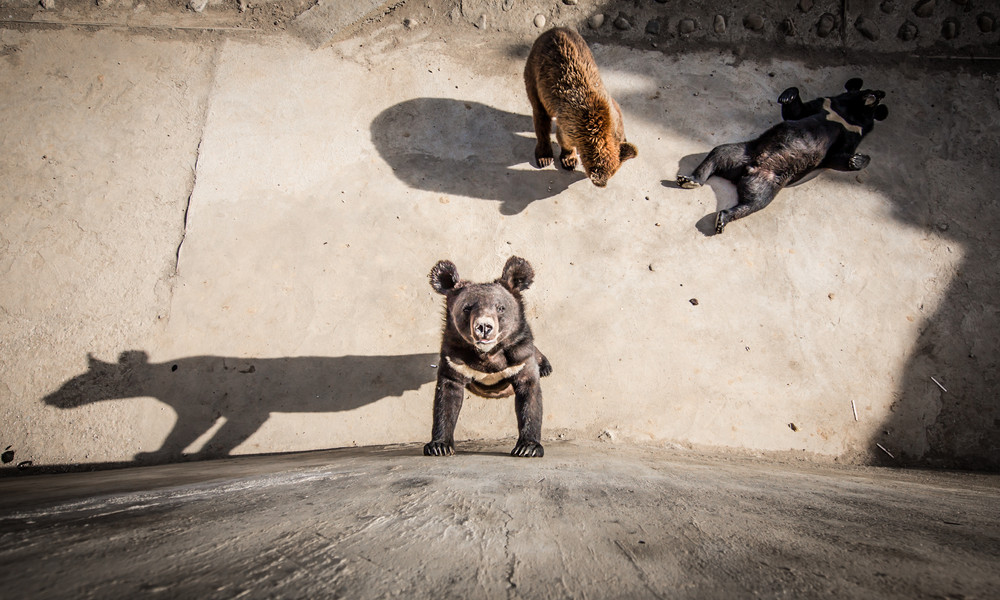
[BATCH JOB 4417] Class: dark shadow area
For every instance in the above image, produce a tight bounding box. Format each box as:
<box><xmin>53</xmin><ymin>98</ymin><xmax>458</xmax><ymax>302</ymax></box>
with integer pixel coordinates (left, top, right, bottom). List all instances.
<box><xmin>867</xmin><ymin>163</ymin><xmax>1000</xmax><ymax>471</ymax></box>
<box><xmin>40</xmin><ymin>351</ymin><xmax>438</xmax><ymax>467</ymax></box>
<box><xmin>607</xmin><ymin>53</ymin><xmax>1000</xmax><ymax>470</ymax></box>
<box><xmin>370</xmin><ymin>98</ymin><xmax>585</xmax><ymax>215</ymax></box>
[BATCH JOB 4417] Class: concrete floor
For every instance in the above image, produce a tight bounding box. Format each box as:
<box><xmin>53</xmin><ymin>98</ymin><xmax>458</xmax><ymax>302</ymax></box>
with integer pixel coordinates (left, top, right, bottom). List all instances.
<box><xmin>1</xmin><ymin>3</ymin><xmax>999</xmax><ymax>597</ymax></box>
<box><xmin>1</xmin><ymin>441</ymin><xmax>998</xmax><ymax>599</ymax></box>
<box><xmin>2</xmin><ymin>0</ymin><xmax>999</xmax><ymax>472</ymax></box>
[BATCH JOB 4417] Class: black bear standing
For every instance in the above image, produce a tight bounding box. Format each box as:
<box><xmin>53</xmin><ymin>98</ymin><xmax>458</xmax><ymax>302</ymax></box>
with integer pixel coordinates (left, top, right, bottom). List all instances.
<box><xmin>678</xmin><ymin>78</ymin><xmax>888</xmax><ymax>234</ymax></box>
<box><xmin>424</xmin><ymin>256</ymin><xmax>552</xmax><ymax>458</ymax></box>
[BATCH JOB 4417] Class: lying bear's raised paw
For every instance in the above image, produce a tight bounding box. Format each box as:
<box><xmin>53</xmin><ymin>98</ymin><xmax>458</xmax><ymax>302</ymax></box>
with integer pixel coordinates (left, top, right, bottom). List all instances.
<box><xmin>849</xmin><ymin>154</ymin><xmax>870</xmax><ymax>170</ymax></box>
<box><xmin>511</xmin><ymin>441</ymin><xmax>544</xmax><ymax>458</ymax></box>
<box><xmin>677</xmin><ymin>175</ymin><xmax>701</xmax><ymax>189</ymax></box>
<box><xmin>778</xmin><ymin>87</ymin><xmax>800</xmax><ymax>105</ymax></box>
<box><xmin>423</xmin><ymin>441</ymin><xmax>455</xmax><ymax>457</ymax></box>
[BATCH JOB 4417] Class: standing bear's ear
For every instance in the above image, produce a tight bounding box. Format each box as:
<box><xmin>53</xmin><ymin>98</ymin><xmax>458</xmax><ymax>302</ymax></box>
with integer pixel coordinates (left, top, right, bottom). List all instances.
<box><xmin>499</xmin><ymin>256</ymin><xmax>534</xmax><ymax>292</ymax></box>
<box><xmin>874</xmin><ymin>105</ymin><xmax>889</xmax><ymax>121</ymax></box>
<box><xmin>845</xmin><ymin>78</ymin><xmax>863</xmax><ymax>91</ymax></box>
<box><xmin>620</xmin><ymin>142</ymin><xmax>638</xmax><ymax>162</ymax></box>
<box><xmin>430</xmin><ymin>260</ymin><xmax>461</xmax><ymax>294</ymax></box>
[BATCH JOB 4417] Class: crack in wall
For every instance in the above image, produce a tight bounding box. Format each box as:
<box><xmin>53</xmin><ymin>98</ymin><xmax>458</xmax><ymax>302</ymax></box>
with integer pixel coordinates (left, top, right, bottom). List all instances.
<box><xmin>172</xmin><ymin>42</ymin><xmax>221</xmax><ymax>279</ymax></box>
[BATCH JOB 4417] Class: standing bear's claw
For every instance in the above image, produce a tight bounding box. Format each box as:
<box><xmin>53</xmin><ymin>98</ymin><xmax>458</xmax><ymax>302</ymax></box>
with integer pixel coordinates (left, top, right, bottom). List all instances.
<box><xmin>423</xmin><ymin>441</ymin><xmax>455</xmax><ymax>457</ymax></box>
<box><xmin>511</xmin><ymin>441</ymin><xmax>544</xmax><ymax>457</ymax></box>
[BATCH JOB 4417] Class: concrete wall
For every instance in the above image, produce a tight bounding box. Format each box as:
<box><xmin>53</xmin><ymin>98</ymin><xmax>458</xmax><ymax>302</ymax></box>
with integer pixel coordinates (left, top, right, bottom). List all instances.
<box><xmin>1</xmin><ymin>0</ymin><xmax>998</xmax><ymax>471</ymax></box>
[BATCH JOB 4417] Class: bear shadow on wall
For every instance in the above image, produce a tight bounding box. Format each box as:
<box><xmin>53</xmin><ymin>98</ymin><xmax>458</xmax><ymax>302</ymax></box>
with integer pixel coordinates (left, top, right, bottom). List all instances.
<box><xmin>370</xmin><ymin>98</ymin><xmax>585</xmax><ymax>215</ymax></box>
<box><xmin>43</xmin><ymin>351</ymin><xmax>438</xmax><ymax>465</ymax></box>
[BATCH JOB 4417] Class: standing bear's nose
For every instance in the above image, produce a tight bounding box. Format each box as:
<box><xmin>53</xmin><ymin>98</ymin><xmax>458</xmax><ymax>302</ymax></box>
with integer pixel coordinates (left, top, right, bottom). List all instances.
<box><xmin>474</xmin><ymin>321</ymin><xmax>494</xmax><ymax>339</ymax></box>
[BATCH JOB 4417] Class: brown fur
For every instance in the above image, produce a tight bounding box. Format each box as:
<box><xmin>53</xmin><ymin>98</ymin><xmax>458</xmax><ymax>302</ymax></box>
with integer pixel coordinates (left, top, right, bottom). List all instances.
<box><xmin>524</xmin><ymin>27</ymin><xmax>637</xmax><ymax>187</ymax></box>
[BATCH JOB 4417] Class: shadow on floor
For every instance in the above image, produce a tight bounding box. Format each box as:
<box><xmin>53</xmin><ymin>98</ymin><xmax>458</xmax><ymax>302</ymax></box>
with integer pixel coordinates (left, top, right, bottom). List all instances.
<box><xmin>370</xmin><ymin>97</ymin><xmax>585</xmax><ymax>215</ymax></box>
<box><xmin>615</xmin><ymin>59</ymin><xmax>1000</xmax><ymax>470</ymax></box>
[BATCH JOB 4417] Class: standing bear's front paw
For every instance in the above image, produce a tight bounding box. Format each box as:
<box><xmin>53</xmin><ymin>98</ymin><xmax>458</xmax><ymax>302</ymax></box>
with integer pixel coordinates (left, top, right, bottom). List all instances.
<box><xmin>423</xmin><ymin>441</ymin><xmax>455</xmax><ymax>456</ymax></box>
<box><xmin>511</xmin><ymin>440</ymin><xmax>544</xmax><ymax>458</ymax></box>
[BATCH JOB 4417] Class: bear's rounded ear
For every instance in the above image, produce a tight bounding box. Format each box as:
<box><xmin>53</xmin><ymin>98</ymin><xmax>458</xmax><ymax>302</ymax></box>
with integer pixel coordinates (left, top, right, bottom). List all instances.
<box><xmin>874</xmin><ymin>105</ymin><xmax>888</xmax><ymax>121</ymax></box>
<box><xmin>429</xmin><ymin>260</ymin><xmax>461</xmax><ymax>294</ymax></box>
<box><xmin>620</xmin><ymin>142</ymin><xmax>638</xmax><ymax>162</ymax></box>
<box><xmin>119</xmin><ymin>350</ymin><xmax>149</xmax><ymax>365</ymax></box>
<box><xmin>499</xmin><ymin>256</ymin><xmax>534</xmax><ymax>292</ymax></box>
<box><xmin>845</xmin><ymin>78</ymin><xmax>863</xmax><ymax>91</ymax></box>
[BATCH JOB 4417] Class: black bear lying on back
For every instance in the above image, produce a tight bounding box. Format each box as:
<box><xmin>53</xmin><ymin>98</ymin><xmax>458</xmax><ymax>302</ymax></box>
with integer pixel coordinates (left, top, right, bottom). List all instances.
<box><xmin>424</xmin><ymin>256</ymin><xmax>552</xmax><ymax>458</ymax></box>
<box><xmin>678</xmin><ymin>78</ymin><xmax>888</xmax><ymax>234</ymax></box>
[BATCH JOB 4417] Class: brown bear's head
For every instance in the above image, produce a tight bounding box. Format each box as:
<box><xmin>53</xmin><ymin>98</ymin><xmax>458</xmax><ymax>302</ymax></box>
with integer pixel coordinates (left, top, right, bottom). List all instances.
<box><xmin>429</xmin><ymin>256</ymin><xmax>535</xmax><ymax>354</ymax></box>
<box><xmin>581</xmin><ymin>99</ymin><xmax>638</xmax><ymax>187</ymax></box>
<box><xmin>584</xmin><ymin>140</ymin><xmax>639</xmax><ymax>187</ymax></box>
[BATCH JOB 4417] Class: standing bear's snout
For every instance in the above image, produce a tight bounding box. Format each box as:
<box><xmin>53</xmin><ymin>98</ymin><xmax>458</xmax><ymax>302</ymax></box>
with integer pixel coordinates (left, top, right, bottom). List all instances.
<box><xmin>473</xmin><ymin>316</ymin><xmax>496</xmax><ymax>342</ymax></box>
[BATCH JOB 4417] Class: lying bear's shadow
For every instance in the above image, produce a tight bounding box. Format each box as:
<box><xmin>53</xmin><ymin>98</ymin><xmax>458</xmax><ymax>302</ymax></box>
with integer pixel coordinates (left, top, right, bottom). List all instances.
<box><xmin>664</xmin><ymin>152</ymin><xmax>737</xmax><ymax>237</ymax></box>
<box><xmin>666</xmin><ymin>152</ymin><xmax>825</xmax><ymax>237</ymax></box>
<box><xmin>371</xmin><ymin>98</ymin><xmax>585</xmax><ymax>215</ymax></box>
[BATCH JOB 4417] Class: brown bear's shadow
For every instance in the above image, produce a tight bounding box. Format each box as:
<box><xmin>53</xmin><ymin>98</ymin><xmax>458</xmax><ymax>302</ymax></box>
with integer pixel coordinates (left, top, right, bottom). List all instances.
<box><xmin>371</xmin><ymin>98</ymin><xmax>585</xmax><ymax>215</ymax></box>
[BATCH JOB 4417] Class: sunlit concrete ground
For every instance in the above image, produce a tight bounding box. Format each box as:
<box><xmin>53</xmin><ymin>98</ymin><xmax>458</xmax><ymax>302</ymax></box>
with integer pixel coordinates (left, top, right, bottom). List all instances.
<box><xmin>1</xmin><ymin>441</ymin><xmax>998</xmax><ymax>598</ymax></box>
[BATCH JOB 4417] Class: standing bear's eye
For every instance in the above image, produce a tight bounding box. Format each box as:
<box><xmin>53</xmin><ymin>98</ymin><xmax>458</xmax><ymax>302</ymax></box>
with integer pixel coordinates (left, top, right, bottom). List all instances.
<box><xmin>497</xmin><ymin>304</ymin><xmax>506</xmax><ymax>313</ymax></box>
<box><xmin>462</xmin><ymin>305</ymin><xmax>473</xmax><ymax>314</ymax></box>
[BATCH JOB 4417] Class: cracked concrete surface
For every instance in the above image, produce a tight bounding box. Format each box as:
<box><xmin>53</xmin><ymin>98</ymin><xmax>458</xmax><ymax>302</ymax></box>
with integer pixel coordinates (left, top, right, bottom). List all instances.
<box><xmin>0</xmin><ymin>3</ymin><xmax>999</xmax><ymax>594</ymax></box>
<box><xmin>1</xmin><ymin>442</ymin><xmax>998</xmax><ymax>598</ymax></box>
<box><xmin>1</xmin><ymin>0</ymin><xmax>999</xmax><ymax>474</ymax></box>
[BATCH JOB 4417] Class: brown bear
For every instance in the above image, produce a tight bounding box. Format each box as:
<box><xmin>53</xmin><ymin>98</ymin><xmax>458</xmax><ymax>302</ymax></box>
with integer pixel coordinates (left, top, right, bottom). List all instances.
<box><xmin>424</xmin><ymin>256</ymin><xmax>552</xmax><ymax>458</ymax></box>
<box><xmin>524</xmin><ymin>27</ymin><xmax>638</xmax><ymax>187</ymax></box>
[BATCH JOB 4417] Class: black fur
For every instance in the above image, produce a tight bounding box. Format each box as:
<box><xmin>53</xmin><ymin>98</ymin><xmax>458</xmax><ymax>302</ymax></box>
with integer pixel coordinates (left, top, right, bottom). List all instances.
<box><xmin>424</xmin><ymin>256</ymin><xmax>551</xmax><ymax>458</ymax></box>
<box><xmin>678</xmin><ymin>78</ymin><xmax>888</xmax><ymax>234</ymax></box>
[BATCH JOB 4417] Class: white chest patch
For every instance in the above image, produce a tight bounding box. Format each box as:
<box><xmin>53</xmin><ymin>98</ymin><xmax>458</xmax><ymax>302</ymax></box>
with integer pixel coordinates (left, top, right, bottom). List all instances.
<box><xmin>822</xmin><ymin>98</ymin><xmax>863</xmax><ymax>136</ymax></box>
<box><xmin>445</xmin><ymin>356</ymin><xmax>525</xmax><ymax>386</ymax></box>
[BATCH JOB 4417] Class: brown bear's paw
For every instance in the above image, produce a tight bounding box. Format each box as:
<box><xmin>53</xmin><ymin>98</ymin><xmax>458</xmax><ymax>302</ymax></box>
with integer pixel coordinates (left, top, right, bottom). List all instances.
<box><xmin>714</xmin><ymin>210</ymin><xmax>730</xmax><ymax>235</ymax></box>
<box><xmin>534</xmin><ymin>144</ymin><xmax>554</xmax><ymax>168</ymax></box>
<box><xmin>677</xmin><ymin>175</ymin><xmax>701</xmax><ymax>189</ymax></box>
<box><xmin>849</xmin><ymin>154</ymin><xmax>870</xmax><ymax>170</ymax></box>
<box><xmin>511</xmin><ymin>440</ymin><xmax>544</xmax><ymax>458</ymax></box>
<box><xmin>423</xmin><ymin>441</ymin><xmax>455</xmax><ymax>456</ymax></box>
<box><xmin>559</xmin><ymin>149</ymin><xmax>578</xmax><ymax>171</ymax></box>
